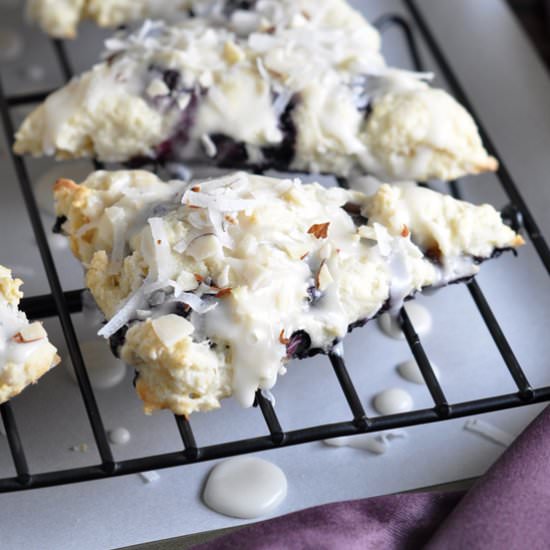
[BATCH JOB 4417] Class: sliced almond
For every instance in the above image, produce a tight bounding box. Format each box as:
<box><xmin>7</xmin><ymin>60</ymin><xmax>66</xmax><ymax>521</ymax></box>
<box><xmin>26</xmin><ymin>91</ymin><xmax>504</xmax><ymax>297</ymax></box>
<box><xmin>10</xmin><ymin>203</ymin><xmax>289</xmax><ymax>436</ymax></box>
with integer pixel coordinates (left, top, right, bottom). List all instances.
<box><xmin>53</xmin><ymin>178</ymin><xmax>79</xmax><ymax>192</ymax></box>
<box><xmin>146</xmin><ymin>78</ymin><xmax>170</xmax><ymax>98</ymax></box>
<box><xmin>152</xmin><ymin>315</ymin><xmax>194</xmax><ymax>348</ymax></box>
<box><xmin>177</xmin><ymin>93</ymin><xmax>191</xmax><ymax>110</ymax></box>
<box><xmin>215</xmin><ymin>288</ymin><xmax>232</xmax><ymax>298</ymax></box>
<box><xmin>223</xmin><ymin>40</ymin><xmax>245</xmax><ymax>64</ymax></box>
<box><xmin>307</xmin><ymin>222</ymin><xmax>330</xmax><ymax>239</ymax></box>
<box><xmin>14</xmin><ymin>322</ymin><xmax>47</xmax><ymax>343</ymax></box>
<box><xmin>316</xmin><ymin>260</ymin><xmax>334</xmax><ymax>291</ymax></box>
<box><xmin>279</xmin><ymin>329</ymin><xmax>290</xmax><ymax>345</ymax></box>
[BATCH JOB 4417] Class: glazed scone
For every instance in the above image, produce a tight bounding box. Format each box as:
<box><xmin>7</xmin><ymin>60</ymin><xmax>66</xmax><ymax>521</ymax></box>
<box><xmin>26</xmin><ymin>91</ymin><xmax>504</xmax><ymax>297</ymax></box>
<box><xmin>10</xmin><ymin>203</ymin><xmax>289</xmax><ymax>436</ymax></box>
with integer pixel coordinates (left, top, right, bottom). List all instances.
<box><xmin>54</xmin><ymin>171</ymin><xmax>522</xmax><ymax>415</ymax></box>
<box><xmin>0</xmin><ymin>266</ymin><xmax>60</xmax><ymax>404</ymax></box>
<box><xmin>15</xmin><ymin>7</ymin><xmax>496</xmax><ymax>182</ymax></box>
<box><xmin>26</xmin><ymin>0</ymin><xmax>186</xmax><ymax>38</ymax></box>
<box><xmin>26</xmin><ymin>0</ymin><xmax>377</xmax><ymax>39</ymax></box>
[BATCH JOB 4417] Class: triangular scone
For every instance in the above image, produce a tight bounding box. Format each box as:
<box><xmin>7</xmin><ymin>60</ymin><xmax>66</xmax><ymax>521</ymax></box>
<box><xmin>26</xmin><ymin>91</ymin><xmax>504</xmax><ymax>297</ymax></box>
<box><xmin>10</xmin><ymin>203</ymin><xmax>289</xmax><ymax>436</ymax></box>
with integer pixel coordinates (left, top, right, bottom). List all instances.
<box><xmin>26</xmin><ymin>0</ymin><xmax>374</xmax><ymax>39</ymax></box>
<box><xmin>0</xmin><ymin>266</ymin><xmax>60</xmax><ymax>404</ymax></box>
<box><xmin>54</xmin><ymin>171</ymin><xmax>521</xmax><ymax>416</ymax></box>
<box><xmin>16</xmin><ymin>3</ymin><xmax>495</xmax><ymax>182</ymax></box>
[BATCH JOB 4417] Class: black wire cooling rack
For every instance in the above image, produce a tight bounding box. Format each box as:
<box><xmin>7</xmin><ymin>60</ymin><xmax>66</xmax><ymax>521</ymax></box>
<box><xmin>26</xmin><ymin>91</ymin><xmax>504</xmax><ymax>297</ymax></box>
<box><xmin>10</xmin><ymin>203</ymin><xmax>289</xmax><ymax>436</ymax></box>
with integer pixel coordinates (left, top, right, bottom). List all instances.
<box><xmin>0</xmin><ymin>0</ymin><xmax>550</xmax><ymax>494</ymax></box>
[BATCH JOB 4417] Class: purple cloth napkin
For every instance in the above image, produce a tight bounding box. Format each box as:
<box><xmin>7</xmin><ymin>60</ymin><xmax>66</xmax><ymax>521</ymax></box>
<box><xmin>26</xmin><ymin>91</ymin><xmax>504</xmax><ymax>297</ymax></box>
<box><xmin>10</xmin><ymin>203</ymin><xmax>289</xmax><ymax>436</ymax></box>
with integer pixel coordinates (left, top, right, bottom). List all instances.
<box><xmin>194</xmin><ymin>406</ymin><xmax>550</xmax><ymax>550</ymax></box>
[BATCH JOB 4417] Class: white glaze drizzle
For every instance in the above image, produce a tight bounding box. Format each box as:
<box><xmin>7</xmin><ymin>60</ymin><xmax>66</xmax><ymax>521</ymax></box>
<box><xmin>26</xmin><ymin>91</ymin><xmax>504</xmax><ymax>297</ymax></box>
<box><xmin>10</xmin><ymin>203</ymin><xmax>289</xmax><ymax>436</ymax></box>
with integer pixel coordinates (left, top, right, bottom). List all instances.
<box><xmin>323</xmin><ymin>430</ymin><xmax>406</xmax><ymax>455</ymax></box>
<box><xmin>66</xmin><ymin>340</ymin><xmax>126</xmax><ymax>390</ymax></box>
<box><xmin>139</xmin><ymin>470</ymin><xmax>160</xmax><ymax>484</ymax></box>
<box><xmin>377</xmin><ymin>302</ymin><xmax>432</xmax><ymax>340</ymax></box>
<box><xmin>463</xmin><ymin>418</ymin><xmax>515</xmax><ymax>447</ymax></box>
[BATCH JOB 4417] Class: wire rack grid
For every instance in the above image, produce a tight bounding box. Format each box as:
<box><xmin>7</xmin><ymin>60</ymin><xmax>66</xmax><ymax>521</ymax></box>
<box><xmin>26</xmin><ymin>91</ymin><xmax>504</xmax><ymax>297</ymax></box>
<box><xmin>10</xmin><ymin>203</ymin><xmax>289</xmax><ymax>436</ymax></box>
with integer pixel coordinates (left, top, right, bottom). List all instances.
<box><xmin>0</xmin><ymin>0</ymin><xmax>549</xmax><ymax>493</ymax></box>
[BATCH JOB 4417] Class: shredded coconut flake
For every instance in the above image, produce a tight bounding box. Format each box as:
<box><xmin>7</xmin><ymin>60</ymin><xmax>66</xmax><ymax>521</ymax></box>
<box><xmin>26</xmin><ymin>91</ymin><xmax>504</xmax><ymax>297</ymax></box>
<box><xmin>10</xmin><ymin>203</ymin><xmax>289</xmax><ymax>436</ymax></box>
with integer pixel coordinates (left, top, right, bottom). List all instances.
<box><xmin>184</xmin><ymin>190</ymin><xmax>257</xmax><ymax>212</ymax></box>
<box><xmin>148</xmin><ymin>217</ymin><xmax>173</xmax><ymax>281</ymax></box>
<box><xmin>98</xmin><ymin>279</ymin><xmax>167</xmax><ymax>338</ymax></box>
<box><xmin>174</xmin><ymin>292</ymin><xmax>218</xmax><ymax>314</ymax></box>
<box><xmin>463</xmin><ymin>418</ymin><xmax>515</xmax><ymax>447</ymax></box>
<box><xmin>201</xmin><ymin>134</ymin><xmax>217</xmax><ymax>158</ymax></box>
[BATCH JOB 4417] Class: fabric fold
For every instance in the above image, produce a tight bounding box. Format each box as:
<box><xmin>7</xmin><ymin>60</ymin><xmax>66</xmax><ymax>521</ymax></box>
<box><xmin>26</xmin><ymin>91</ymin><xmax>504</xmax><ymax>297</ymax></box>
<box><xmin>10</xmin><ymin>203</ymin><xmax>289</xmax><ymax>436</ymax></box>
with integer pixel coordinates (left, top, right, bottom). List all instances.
<box><xmin>193</xmin><ymin>406</ymin><xmax>550</xmax><ymax>550</ymax></box>
<box><xmin>427</xmin><ymin>406</ymin><xmax>550</xmax><ymax>550</ymax></box>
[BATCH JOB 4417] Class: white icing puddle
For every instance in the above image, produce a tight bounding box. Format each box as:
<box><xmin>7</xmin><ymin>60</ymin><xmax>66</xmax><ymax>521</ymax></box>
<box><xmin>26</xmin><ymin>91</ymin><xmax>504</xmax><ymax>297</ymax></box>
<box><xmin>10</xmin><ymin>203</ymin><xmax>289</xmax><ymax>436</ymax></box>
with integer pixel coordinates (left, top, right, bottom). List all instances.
<box><xmin>203</xmin><ymin>457</ymin><xmax>287</xmax><ymax>519</ymax></box>
<box><xmin>373</xmin><ymin>388</ymin><xmax>414</xmax><ymax>415</ymax></box>
<box><xmin>397</xmin><ymin>359</ymin><xmax>440</xmax><ymax>385</ymax></box>
<box><xmin>260</xmin><ymin>389</ymin><xmax>276</xmax><ymax>407</ymax></box>
<box><xmin>33</xmin><ymin>162</ymin><xmax>93</xmax><ymax>216</ymax></box>
<box><xmin>377</xmin><ymin>302</ymin><xmax>432</xmax><ymax>340</ymax></box>
<box><xmin>66</xmin><ymin>340</ymin><xmax>127</xmax><ymax>389</ymax></box>
<box><xmin>108</xmin><ymin>427</ymin><xmax>131</xmax><ymax>445</ymax></box>
<box><xmin>324</xmin><ymin>431</ymin><xmax>407</xmax><ymax>455</ymax></box>
<box><xmin>463</xmin><ymin>418</ymin><xmax>515</xmax><ymax>447</ymax></box>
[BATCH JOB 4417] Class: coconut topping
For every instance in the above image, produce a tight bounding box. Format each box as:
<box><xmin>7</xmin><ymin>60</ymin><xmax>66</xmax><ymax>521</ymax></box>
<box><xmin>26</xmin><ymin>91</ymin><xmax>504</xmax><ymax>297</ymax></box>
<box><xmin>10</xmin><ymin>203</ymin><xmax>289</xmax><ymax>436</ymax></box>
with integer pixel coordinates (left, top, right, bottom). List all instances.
<box><xmin>54</xmin><ymin>171</ymin><xmax>522</xmax><ymax>415</ymax></box>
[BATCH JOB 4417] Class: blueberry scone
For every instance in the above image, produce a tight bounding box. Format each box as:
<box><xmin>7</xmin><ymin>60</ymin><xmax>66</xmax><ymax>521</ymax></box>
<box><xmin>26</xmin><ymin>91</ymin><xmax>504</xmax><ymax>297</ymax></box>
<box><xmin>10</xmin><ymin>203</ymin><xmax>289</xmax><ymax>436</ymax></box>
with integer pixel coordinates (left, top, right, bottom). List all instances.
<box><xmin>26</xmin><ymin>0</ymin><xmax>375</xmax><ymax>39</ymax></box>
<box><xmin>26</xmin><ymin>0</ymin><xmax>190</xmax><ymax>39</ymax></box>
<box><xmin>53</xmin><ymin>171</ymin><xmax>522</xmax><ymax>415</ymax></box>
<box><xmin>0</xmin><ymin>266</ymin><xmax>60</xmax><ymax>404</ymax></box>
<box><xmin>16</xmin><ymin>3</ymin><xmax>496</xmax><ymax>182</ymax></box>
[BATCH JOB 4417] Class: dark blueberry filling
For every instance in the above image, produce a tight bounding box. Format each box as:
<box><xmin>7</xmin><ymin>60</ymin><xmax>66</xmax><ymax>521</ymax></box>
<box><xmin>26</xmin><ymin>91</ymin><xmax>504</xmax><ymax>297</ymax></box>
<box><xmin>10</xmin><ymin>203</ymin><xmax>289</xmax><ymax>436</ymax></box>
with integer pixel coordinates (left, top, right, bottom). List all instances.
<box><xmin>261</xmin><ymin>97</ymin><xmax>297</xmax><ymax>169</ymax></box>
<box><xmin>151</xmin><ymin>201</ymin><xmax>173</xmax><ymax>217</ymax></box>
<box><xmin>162</xmin><ymin>69</ymin><xmax>181</xmax><ymax>92</ymax></box>
<box><xmin>172</xmin><ymin>302</ymin><xmax>191</xmax><ymax>318</ymax></box>
<box><xmin>200</xmin><ymin>97</ymin><xmax>298</xmax><ymax>172</ymax></box>
<box><xmin>473</xmin><ymin>246</ymin><xmax>515</xmax><ymax>264</ymax></box>
<box><xmin>500</xmin><ymin>204</ymin><xmax>524</xmax><ymax>233</ymax></box>
<box><xmin>223</xmin><ymin>0</ymin><xmax>257</xmax><ymax>16</ymax></box>
<box><xmin>124</xmin><ymin>155</ymin><xmax>157</xmax><ymax>168</ymax></box>
<box><xmin>307</xmin><ymin>285</ymin><xmax>322</xmax><ymax>305</ymax></box>
<box><xmin>424</xmin><ymin>244</ymin><xmax>443</xmax><ymax>265</ymax></box>
<box><xmin>154</xmin><ymin>90</ymin><xmax>202</xmax><ymax>162</ymax></box>
<box><xmin>52</xmin><ymin>215</ymin><xmax>67</xmax><ymax>234</ymax></box>
<box><xmin>342</xmin><ymin>202</ymin><xmax>368</xmax><ymax>227</ymax></box>
<box><xmin>286</xmin><ymin>330</ymin><xmax>311</xmax><ymax>358</ymax></box>
<box><xmin>210</xmin><ymin>134</ymin><xmax>249</xmax><ymax>166</ymax></box>
<box><xmin>105</xmin><ymin>52</ymin><xmax>121</xmax><ymax>66</ymax></box>
<box><xmin>109</xmin><ymin>324</ymin><xmax>130</xmax><ymax>358</ymax></box>
<box><xmin>364</xmin><ymin>102</ymin><xmax>373</xmax><ymax>119</ymax></box>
